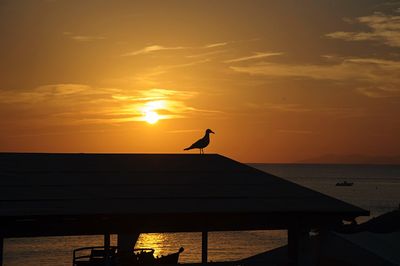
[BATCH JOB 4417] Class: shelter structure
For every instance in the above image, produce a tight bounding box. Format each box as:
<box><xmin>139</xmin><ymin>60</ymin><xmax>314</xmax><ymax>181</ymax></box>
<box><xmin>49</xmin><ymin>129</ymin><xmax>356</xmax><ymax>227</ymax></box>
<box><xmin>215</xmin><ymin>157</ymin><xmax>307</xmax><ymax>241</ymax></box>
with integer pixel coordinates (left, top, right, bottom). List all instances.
<box><xmin>0</xmin><ymin>153</ymin><xmax>369</xmax><ymax>265</ymax></box>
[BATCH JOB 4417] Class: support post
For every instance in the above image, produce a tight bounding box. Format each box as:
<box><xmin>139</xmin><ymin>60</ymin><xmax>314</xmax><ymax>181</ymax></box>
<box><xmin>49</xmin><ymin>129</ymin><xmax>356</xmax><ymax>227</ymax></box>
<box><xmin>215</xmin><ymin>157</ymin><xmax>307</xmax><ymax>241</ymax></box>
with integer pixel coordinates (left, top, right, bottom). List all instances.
<box><xmin>288</xmin><ymin>227</ymin><xmax>315</xmax><ymax>266</ymax></box>
<box><xmin>104</xmin><ymin>233</ymin><xmax>111</xmax><ymax>266</ymax></box>
<box><xmin>288</xmin><ymin>228</ymin><xmax>298</xmax><ymax>263</ymax></box>
<box><xmin>201</xmin><ymin>231</ymin><xmax>208</xmax><ymax>264</ymax></box>
<box><xmin>0</xmin><ymin>237</ymin><xmax>3</xmax><ymax>266</ymax></box>
<box><xmin>117</xmin><ymin>233</ymin><xmax>140</xmax><ymax>265</ymax></box>
<box><xmin>117</xmin><ymin>233</ymin><xmax>140</xmax><ymax>253</ymax></box>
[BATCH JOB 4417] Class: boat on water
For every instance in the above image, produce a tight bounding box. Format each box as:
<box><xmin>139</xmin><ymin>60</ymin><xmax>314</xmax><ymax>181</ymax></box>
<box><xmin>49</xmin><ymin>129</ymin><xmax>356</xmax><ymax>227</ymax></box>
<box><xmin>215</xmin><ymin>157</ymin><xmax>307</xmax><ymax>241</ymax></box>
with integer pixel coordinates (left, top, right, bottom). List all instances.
<box><xmin>336</xmin><ymin>181</ymin><xmax>354</xmax><ymax>187</ymax></box>
<box><xmin>73</xmin><ymin>246</ymin><xmax>184</xmax><ymax>266</ymax></box>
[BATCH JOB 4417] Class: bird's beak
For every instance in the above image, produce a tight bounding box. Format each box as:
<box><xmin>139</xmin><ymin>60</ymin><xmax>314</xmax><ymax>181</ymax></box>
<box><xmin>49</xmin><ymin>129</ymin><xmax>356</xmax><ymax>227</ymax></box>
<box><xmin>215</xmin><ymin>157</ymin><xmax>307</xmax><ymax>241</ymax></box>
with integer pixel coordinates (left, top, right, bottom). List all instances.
<box><xmin>211</xmin><ymin>130</ymin><xmax>215</xmax><ymax>134</ymax></box>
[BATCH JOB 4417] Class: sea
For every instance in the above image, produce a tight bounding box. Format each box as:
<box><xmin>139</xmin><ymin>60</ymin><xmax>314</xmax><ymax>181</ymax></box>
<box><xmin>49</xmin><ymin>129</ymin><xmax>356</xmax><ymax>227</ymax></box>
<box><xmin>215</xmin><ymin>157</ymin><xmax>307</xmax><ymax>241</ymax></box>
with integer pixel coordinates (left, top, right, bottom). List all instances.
<box><xmin>4</xmin><ymin>164</ymin><xmax>400</xmax><ymax>265</ymax></box>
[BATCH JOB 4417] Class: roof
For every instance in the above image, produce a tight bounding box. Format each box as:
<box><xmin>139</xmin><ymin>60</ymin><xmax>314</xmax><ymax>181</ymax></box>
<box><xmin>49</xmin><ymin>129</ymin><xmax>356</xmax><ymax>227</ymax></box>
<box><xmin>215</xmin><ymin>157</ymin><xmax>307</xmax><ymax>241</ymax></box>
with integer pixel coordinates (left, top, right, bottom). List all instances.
<box><xmin>337</xmin><ymin>231</ymin><xmax>400</xmax><ymax>265</ymax></box>
<box><xmin>0</xmin><ymin>153</ymin><xmax>368</xmax><ymax>237</ymax></box>
<box><xmin>322</xmin><ymin>231</ymin><xmax>400</xmax><ymax>266</ymax></box>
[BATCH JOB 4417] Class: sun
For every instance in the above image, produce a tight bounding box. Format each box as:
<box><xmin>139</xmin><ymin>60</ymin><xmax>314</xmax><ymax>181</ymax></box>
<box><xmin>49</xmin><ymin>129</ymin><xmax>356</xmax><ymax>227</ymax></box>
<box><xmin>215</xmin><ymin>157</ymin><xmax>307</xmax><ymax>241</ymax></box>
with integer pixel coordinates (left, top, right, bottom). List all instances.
<box><xmin>144</xmin><ymin>111</ymin><xmax>160</xmax><ymax>124</ymax></box>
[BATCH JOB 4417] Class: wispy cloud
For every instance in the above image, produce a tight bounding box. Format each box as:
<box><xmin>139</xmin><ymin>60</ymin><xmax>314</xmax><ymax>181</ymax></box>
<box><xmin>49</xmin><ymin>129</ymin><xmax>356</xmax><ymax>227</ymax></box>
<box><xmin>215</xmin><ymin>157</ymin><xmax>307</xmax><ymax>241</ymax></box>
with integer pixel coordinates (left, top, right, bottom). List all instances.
<box><xmin>246</xmin><ymin>102</ymin><xmax>365</xmax><ymax>118</ymax></box>
<box><xmin>115</xmin><ymin>59</ymin><xmax>211</xmax><ymax>87</ymax></box>
<box><xmin>357</xmin><ymin>85</ymin><xmax>400</xmax><ymax>98</ymax></box>
<box><xmin>160</xmin><ymin>59</ymin><xmax>211</xmax><ymax>70</ymax></box>
<box><xmin>186</xmin><ymin>50</ymin><xmax>227</xmax><ymax>58</ymax></box>
<box><xmin>63</xmin><ymin>32</ymin><xmax>105</xmax><ymax>42</ymax></box>
<box><xmin>111</xmin><ymin>88</ymin><xmax>197</xmax><ymax>102</ymax></box>
<box><xmin>230</xmin><ymin>57</ymin><xmax>400</xmax><ymax>84</ymax></box>
<box><xmin>123</xmin><ymin>41</ymin><xmax>229</xmax><ymax>56</ymax></box>
<box><xmin>224</xmin><ymin>52</ymin><xmax>283</xmax><ymax>63</ymax></box>
<box><xmin>0</xmin><ymin>84</ymin><xmax>110</xmax><ymax>104</ymax></box>
<box><xmin>204</xmin><ymin>42</ymin><xmax>228</xmax><ymax>48</ymax></box>
<box><xmin>122</xmin><ymin>45</ymin><xmax>186</xmax><ymax>56</ymax></box>
<box><xmin>325</xmin><ymin>11</ymin><xmax>400</xmax><ymax>47</ymax></box>
<box><xmin>0</xmin><ymin>85</ymin><xmax>211</xmax><ymax>125</ymax></box>
<box><xmin>246</xmin><ymin>102</ymin><xmax>312</xmax><ymax>113</ymax></box>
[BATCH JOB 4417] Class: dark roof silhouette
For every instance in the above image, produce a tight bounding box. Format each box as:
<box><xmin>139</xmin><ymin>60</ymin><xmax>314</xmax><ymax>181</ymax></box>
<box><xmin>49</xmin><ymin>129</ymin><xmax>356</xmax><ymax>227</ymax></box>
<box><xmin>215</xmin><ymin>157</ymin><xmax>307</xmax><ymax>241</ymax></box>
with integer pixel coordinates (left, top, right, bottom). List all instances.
<box><xmin>0</xmin><ymin>153</ymin><xmax>368</xmax><ymax>237</ymax></box>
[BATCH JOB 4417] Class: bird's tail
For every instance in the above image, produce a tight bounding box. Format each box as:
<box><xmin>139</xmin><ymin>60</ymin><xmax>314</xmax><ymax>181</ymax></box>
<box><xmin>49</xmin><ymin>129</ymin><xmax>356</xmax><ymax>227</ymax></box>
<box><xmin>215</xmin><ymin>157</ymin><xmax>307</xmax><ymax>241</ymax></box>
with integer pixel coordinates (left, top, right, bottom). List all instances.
<box><xmin>183</xmin><ymin>147</ymin><xmax>191</xmax><ymax>151</ymax></box>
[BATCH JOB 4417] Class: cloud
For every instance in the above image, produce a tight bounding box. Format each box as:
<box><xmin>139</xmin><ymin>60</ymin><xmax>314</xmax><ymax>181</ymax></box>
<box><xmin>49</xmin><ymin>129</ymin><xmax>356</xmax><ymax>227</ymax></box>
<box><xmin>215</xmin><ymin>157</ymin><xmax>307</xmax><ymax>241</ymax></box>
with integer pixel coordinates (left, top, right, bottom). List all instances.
<box><xmin>186</xmin><ymin>50</ymin><xmax>227</xmax><ymax>58</ymax></box>
<box><xmin>325</xmin><ymin>11</ymin><xmax>400</xmax><ymax>47</ymax></box>
<box><xmin>122</xmin><ymin>42</ymin><xmax>229</xmax><ymax>56</ymax></box>
<box><xmin>319</xmin><ymin>107</ymin><xmax>366</xmax><ymax>118</ymax></box>
<box><xmin>357</xmin><ymin>85</ymin><xmax>400</xmax><ymax>98</ymax></box>
<box><xmin>160</xmin><ymin>59</ymin><xmax>211</xmax><ymax>70</ymax></box>
<box><xmin>246</xmin><ymin>102</ymin><xmax>366</xmax><ymax>118</ymax></box>
<box><xmin>63</xmin><ymin>32</ymin><xmax>105</xmax><ymax>42</ymax></box>
<box><xmin>115</xmin><ymin>59</ymin><xmax>211</xmax><ymax>87</ymax></box>
<box><xmin>0</xmin><ymin>84</ymin><xmax>108</xmax><ymax>104</ymax></box>
<box><xmin>224</xmin><ymin>52</ymin><xmax>283</xmax><ymax>63</ymax></box>
<box><xmin>110</xmin><ymin>88</ymin><xmax>217</xmax><ymax>123</ymax></box>
<box><xmin>0</xmin><ymin>85</ymin><xmax>207</xmax><ymax>125</ymax></box>
<box><xmin>246</xmin><ymin>102</ymin><xmax>311</xmax><ymax>112</ymax></box>
<box><xmin>111</xmin><ymin>59</ymin><xmax>211</xmax><ymax>89</ymax></box>
<box><xmin>230</xmin><ymin>57</ymin><xmax>400</xmax><ymax>85</ymax></box>
<box><xmin>204</xmin><ymin>42</ymin><xmax>228</xmax><ymax>48</ymax></box>
<box><xmin>122</xmin><ymin>45</ymin><xmax>186</xmax><ymax>56</ymax></box>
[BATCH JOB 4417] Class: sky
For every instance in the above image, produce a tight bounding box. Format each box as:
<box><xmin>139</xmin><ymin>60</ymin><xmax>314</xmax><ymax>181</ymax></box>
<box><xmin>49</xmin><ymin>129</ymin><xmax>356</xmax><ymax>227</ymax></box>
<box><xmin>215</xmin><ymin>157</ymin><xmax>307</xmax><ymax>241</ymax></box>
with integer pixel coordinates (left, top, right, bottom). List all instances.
<box><xmin>0</xmin><ymin>0</ymin><xmax>399</xmax><ymax>163</ymax></box>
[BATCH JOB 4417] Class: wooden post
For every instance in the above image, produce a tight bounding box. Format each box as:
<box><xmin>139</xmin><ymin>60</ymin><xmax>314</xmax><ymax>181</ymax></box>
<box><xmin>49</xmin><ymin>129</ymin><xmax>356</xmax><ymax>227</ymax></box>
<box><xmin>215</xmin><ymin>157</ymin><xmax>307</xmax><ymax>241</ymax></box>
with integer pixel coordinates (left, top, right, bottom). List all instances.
<box><xmin>117</xmin><ymin>233</ymin><xmax>140</xmax><ymax>265</ymax></box>
<box><xmin>288</xmin><ymin>227</ymin><xmax>315</xmax><ymax>266</ymax></box>
<box><xmin>104</xmin><ymin>233</ymin><xmax>111</xmax><ymax>266</ymax></box>
<box><xmin>201</xmin><ymin>231</ymin><xmax>208</xmax><ymax>264</ymax></box>
<box><xmin>117</xmin><ymin>233</ymin><xmax>139</xmax><ymax>253</ymax></box>
<box><xmin>0</xmin><ymin>237</ymin><xmax>3</xmax><ymax>266</ymax></box>
<box><xmin>298</xmin><ymin>228</ymin><xmax>314</xmax><ymax>266</ymax></box>
<box><xmin>288</xmin><ymin>228</ymin><xmax>298</xmax><ymax>263</ymax></box>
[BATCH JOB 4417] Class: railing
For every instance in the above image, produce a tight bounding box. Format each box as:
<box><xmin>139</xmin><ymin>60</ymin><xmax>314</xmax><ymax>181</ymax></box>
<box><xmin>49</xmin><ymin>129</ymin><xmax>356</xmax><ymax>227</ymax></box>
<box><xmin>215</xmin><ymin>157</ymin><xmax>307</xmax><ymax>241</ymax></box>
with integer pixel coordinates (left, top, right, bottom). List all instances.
<box><xmin>72</xmin><ymin>246</ymin><xmax>155</xmax><ymax>266</ymax></box>
<box><xmin>73</xmin><ymin>245</ymin><xmax>117</xmax><ymax>266</ymax></box>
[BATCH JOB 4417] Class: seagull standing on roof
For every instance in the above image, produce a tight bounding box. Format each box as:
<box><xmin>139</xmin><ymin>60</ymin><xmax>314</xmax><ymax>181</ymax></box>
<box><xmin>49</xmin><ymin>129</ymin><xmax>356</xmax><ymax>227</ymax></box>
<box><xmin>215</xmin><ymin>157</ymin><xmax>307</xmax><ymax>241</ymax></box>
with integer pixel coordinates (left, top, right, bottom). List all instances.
<box><xmin>184</xmin><ymin>129</ymin><xmax>215</xmax><ymax>154</ymax></box>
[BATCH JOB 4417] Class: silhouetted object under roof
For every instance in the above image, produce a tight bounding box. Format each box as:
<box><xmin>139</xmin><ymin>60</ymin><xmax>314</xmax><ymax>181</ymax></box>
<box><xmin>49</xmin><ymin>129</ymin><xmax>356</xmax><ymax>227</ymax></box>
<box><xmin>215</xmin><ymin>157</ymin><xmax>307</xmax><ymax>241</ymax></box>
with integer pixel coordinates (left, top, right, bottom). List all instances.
<box><xmin>0</xmin><ymin>153</ymin><xmax>368</xmax><ymax>238</ymax></box>
<box><xmin>184</xmin><ymin>129</ymin><xmax>215</xmax><ymax>154</ymax></box>
<box><xmin>337</xmin><ymin>209</ymin><xmax>400</xmax><ymax>234</ymax></box>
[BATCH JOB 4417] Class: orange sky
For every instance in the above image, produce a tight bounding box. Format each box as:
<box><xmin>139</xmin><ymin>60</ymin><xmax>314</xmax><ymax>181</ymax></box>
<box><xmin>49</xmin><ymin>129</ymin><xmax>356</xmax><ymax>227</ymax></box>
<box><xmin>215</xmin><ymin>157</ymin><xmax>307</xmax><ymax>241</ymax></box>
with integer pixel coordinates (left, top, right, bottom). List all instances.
<box><xmin>0</xmin><ymin>0</ymin><xmax>400</xmax><ymax>163</ymax></box>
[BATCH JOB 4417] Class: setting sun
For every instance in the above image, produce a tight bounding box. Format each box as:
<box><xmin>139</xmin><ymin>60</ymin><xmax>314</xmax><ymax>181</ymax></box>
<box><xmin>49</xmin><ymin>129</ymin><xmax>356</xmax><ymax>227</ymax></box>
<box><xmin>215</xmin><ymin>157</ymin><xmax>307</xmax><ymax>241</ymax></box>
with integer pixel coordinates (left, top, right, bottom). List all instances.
<box><xmin>144</xmin><ymin>111</ymin><xmax>160</xmax><ymax>124</ymax></box>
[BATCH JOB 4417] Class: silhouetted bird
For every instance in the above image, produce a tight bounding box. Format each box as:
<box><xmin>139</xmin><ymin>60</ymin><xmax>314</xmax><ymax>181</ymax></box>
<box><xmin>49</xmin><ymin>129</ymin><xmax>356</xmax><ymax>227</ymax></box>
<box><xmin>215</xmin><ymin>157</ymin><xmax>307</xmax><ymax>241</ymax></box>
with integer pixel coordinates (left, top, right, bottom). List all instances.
<box><xmin>184</xmin><ymin>129</ymin><xmax>215</xmax><ymax>154</ymax></box>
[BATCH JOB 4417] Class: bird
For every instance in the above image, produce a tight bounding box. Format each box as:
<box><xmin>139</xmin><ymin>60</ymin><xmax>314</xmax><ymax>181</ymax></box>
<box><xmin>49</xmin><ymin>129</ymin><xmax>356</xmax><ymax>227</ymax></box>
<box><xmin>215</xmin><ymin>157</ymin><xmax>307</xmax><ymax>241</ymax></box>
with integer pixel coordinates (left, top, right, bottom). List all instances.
<box><xmin>184</xmin><ymin>129</ymin><xmax>215</xmax><ymax>154</ymax></box>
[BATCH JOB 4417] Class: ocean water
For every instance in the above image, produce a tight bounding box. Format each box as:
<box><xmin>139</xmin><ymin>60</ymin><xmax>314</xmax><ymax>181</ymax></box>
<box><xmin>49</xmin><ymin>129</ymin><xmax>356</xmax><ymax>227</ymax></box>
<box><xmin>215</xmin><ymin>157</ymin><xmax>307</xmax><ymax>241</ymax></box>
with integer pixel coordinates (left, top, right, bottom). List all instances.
<box><xmin>252</xmin><ymin>164</ymin><xmax>400</xmax><ymax>218</ymax></box>
<box><xmin>4</xmin><ymin>164</ymin><xmax>400</xmax><ymax>265</ymax></box>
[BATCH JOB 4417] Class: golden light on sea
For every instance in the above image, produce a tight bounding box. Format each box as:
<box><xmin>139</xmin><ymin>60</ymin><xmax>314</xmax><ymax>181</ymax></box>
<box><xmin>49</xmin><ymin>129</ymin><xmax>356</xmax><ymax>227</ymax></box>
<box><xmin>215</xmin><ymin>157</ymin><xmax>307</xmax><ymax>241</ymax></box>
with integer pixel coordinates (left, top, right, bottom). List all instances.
<box><xmin>136</xmin><ymin>233</ymin><xmax>167</xmax><ymax>257</ymax></box>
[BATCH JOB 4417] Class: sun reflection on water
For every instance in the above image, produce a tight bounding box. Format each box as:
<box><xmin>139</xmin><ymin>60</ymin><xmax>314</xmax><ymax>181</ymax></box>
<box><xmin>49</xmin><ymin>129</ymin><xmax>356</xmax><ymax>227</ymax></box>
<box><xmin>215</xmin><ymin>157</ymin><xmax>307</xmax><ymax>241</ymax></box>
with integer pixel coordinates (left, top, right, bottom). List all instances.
<box><xmin>134</xmin><ymin>232</ymin><xmax>202</xmax><ymax>262</ymax></box>
<box><xmin>133</xmin><ymin>231</ymin><xmax>287</xmax><ymax>263</ymax></box>
<box><xmin>135</xmin><ymin>233</ymin><xmax>168</xmax><ymax>257</ymax></box>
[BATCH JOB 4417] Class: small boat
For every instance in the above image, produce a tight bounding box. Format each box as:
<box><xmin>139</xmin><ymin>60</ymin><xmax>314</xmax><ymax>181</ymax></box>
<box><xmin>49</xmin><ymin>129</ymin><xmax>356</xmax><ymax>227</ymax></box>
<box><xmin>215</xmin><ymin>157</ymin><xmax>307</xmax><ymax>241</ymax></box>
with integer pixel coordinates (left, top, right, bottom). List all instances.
<box><xmin>336</xmin><ymin>181</ymin><xmax>353</xmax><ymax>186</ymax></box>
<box><xmin>73</xmin><ymin>246</ymin><xmax>184</xmax><ymax>266</ymax></box>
